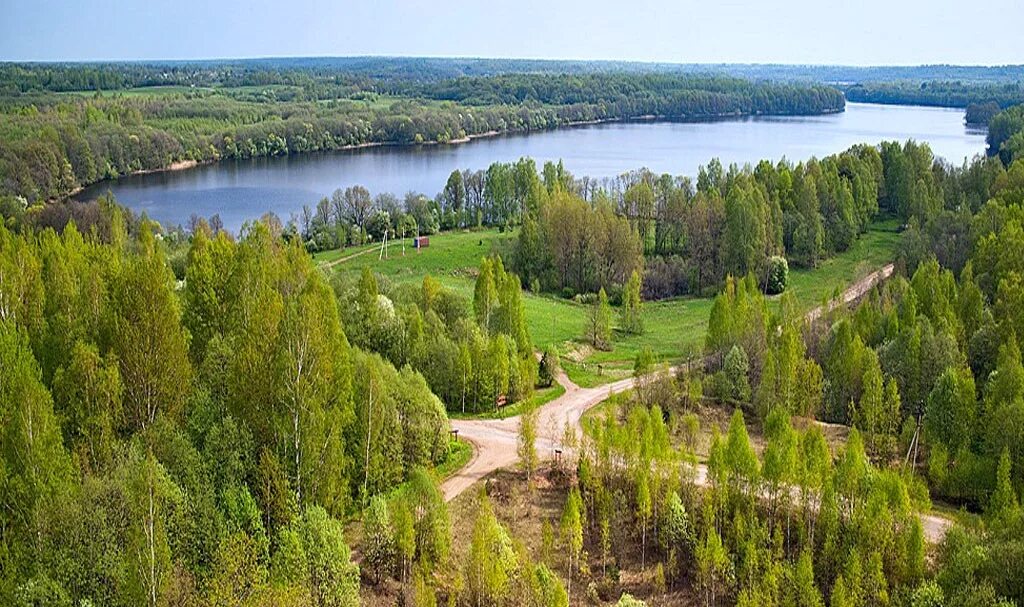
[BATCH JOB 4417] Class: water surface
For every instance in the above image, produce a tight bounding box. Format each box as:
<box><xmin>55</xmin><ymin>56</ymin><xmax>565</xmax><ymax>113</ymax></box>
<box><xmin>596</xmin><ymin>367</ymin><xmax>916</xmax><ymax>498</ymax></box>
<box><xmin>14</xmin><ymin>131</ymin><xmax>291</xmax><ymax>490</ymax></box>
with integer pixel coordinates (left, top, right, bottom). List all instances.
<box><xmin>78</xmin><ymin>103</ymin><xmax>986</xmax><ymax>231</ymax></box>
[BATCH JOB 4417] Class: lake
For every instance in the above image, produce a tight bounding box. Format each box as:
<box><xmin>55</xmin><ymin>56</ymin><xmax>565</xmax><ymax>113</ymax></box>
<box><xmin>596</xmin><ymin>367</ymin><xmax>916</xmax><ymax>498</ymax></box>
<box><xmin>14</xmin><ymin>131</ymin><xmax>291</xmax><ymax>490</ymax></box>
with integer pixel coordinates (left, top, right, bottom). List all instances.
<box><xmin>78</xmin><ymin>102</ymin><xmax>987</xmax><ymax>231</ymax></box>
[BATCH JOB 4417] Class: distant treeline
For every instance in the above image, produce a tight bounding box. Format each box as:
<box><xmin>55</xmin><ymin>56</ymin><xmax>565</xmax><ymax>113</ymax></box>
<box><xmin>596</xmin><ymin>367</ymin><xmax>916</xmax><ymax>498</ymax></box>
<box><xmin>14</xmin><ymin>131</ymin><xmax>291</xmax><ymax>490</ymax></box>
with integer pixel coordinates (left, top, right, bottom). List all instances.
<box><xmin>3</xmin><ymin>58</ymin><xmax>1023</xmax><ymax>94</ymax></box>
<box><xmin>0</xmin><ymin>73</ymin><xmax>843</xmax><ymax>203</ymax></box>
<box><xmin>844</xmin><ymin>81</ymin><xmax>1024</xmax><ymax>110</ymax></box>
<box><xmin>393</xmin><ymin>73</ymin><xmax>844</xmax><ymax>115</ymax></box>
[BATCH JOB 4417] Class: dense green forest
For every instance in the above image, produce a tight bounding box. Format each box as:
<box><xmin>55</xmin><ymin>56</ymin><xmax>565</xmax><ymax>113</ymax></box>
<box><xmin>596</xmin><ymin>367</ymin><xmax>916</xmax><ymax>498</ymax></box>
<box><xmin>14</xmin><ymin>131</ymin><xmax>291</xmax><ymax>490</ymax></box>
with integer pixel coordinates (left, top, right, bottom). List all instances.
<box><xmin>4</xmin><ymin>129</ymin><xmax>1024</xmax><ymax>605</ymax></box>
<box><xmin>4</xmin><ymin>60</ymin><xmax>1024</xmax><ymax>606</ymax></box>
<box><xmin>0</xmin><ymin>199</ymin><xmax>485</xmax><ymax>605</ymax></box>
<box><xmin>844</xmin><ymin>82</ymin><xmax>1024</xmax><ymax>113</ymax></box>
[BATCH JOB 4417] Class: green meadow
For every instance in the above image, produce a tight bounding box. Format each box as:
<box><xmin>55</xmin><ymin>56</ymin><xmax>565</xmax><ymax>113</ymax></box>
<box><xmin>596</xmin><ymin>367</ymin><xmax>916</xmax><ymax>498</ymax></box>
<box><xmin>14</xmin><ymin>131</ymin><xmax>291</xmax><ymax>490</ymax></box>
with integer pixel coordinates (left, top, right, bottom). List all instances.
<box><xmin>322</xmin><ymin>220</ymin><xmax>900</xmax><ymax>386</ymax></box>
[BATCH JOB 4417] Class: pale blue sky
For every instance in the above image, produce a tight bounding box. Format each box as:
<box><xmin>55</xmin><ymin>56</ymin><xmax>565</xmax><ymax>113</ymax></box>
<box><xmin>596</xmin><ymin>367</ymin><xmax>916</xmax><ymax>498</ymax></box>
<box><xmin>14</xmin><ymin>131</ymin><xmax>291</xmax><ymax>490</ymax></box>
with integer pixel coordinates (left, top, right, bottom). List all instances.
<box><xmin>2</xmin><ymin>0</ymin><xmax>1021</xmax><ymax>65</ymax></box>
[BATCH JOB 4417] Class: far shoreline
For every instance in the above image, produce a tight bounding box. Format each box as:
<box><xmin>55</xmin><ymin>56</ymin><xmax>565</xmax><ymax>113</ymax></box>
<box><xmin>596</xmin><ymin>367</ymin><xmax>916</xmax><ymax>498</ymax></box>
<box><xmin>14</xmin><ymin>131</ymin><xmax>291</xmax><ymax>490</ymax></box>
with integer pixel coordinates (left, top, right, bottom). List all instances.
<box><xmin>70</xmin><ymin>106</ymin><xmax>850</xmax><ymax>202</ymax></box>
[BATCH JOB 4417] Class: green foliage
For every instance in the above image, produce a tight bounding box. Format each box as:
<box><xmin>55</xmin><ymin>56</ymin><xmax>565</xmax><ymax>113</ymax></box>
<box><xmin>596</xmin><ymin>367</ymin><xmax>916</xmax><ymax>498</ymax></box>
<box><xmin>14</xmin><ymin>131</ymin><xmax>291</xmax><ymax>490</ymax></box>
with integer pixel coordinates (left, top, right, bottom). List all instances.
<box><xmin>560</xmin><ymin>486</ymin><xmax>584</xmax><ymax>602</ymax></box>
<box><xmin>292</xmin><ymin>506</ymin><xmax>361</xmax><ymax>607</ymax></box>
<box><xmin>342</xmin><ymin>254</ymin><xmax>535</xmax><ymax>415</ymax></box>
<box><xmin>538</xmin><ymin>347</ymin><xmax>560</xmax><ymax>388</ymax></box>
<box><xmin>722</xmin><ymin>345</ymin><xmax>752</xmax><ymax>402</ymax></box>
<box><xmin>620</xmin><ymin>269</ymin><xmax>645</xmax><ymax>334</ymax></box>
<box><xmin>987</xmin><ymin>448</ymin><xmax>1019</xmax><ymax>519</ymax></box>
<box><xmin>588</xmin><ymin>287</ymin><xmax>613</xmax><ymax>350</ymax></box>
<box><xmin>463</xmin><ymin>491</ymin><xmax>519</xmax><ymax>606</ymax></box>
<box><xmin>925</xmin><ymin>367</ymin><xmax>977</xmax><ymax>455</ymax></box>
<box><xmin>363</xmin><ymin>495</ymin><xmax>395</xmax><ymax>583</ymax></box>
<box><xmin>988</xmin><ymin>104</ymin><xmax>1024</xmax><ymax>165</ymax></box>
<box><xmin>518</xmin><ymin>404</ymin><xmax>539</xmax><ymax>482</ymax></box>
<box><xmin>765</xmin><ymin>255</ymin><xmax>789</xmax><ymax>295</ymax></box>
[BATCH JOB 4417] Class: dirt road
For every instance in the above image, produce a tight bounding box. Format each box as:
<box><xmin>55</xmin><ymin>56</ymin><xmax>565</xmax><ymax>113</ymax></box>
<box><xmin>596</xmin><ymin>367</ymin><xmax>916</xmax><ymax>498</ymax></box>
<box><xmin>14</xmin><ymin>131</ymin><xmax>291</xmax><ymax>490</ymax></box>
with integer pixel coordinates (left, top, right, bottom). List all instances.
<box><xmin>440</xmin><ymin>262</ymin><xmax>951</xmax><ymax>541</ymax></box>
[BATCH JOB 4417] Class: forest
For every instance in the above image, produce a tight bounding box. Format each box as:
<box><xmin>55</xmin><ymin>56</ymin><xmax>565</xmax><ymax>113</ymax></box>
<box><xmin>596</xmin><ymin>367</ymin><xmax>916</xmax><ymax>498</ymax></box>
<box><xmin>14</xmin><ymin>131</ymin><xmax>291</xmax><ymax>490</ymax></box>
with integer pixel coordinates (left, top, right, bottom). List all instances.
<box><xmin>3</xmin><ymin>59</ymin><xmax>1024</xmax><ymax>606</ymax></box>
<box><xmin>843</xmin><ymin>82</ymin><xmax>1024</xmax><ymax>112</ymax></box>
<box><xmin>3</xmin><ymin>117</ymin><xmax>1024</xmax><ymax>605</ymax></box>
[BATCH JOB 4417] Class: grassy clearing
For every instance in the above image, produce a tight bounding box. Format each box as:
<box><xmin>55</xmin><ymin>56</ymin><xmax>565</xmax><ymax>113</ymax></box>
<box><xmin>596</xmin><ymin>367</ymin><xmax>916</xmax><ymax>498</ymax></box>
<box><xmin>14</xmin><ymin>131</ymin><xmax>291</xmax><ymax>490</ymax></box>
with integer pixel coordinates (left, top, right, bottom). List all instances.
<box><xmin>322</xmin><ymin>220</ymin><xmax>900</xmax><ymax>388</ymax></box>
<box><xmin>312</xmin><ymin>240</ymin><xmax>383</xmax><ymax>264</ymax></box>
<box><xmin>325</xmin><ymin>228</ymin><xmax>514</xmax><ymax>284</ymax></box>
<box><xmin>778</xmin><ymin>218</ymin><xmax>901</xmax><ymax>313</ymax></box>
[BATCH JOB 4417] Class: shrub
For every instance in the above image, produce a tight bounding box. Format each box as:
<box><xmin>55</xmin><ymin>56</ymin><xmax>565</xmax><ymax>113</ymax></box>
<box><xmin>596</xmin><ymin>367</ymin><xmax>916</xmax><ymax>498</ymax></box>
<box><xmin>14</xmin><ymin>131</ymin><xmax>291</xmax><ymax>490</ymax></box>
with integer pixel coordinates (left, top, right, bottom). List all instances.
<box><xmin>766</xmin><ymin>256</ymin><xmax>789</xmax><ymax>295</ymax></box>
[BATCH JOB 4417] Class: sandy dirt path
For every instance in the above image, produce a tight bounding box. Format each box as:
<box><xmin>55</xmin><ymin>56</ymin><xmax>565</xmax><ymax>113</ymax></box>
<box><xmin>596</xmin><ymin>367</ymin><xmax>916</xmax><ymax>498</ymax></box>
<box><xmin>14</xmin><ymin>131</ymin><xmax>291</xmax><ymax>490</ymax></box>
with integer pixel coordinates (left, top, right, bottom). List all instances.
<box><xmin>440</xmin><ymin>262</ymin><xmax>951</xmax><ymax>541</ymax></box>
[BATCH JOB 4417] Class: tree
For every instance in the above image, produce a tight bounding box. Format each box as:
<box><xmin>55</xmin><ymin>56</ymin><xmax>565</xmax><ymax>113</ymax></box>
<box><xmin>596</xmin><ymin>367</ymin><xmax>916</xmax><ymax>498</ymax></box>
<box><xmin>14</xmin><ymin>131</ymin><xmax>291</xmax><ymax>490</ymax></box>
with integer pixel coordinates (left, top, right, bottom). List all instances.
<box><xmin>762</xmin><ymin>409</ymin><xmax>797</xmax><ymax>528</ymax></box>
<box><xmin>588</xmin><ymin>288</ymin><xmax>613</xmax><ymax>350</ymax></box>
<box><xmin>122</xmin><ymin>449</ymin><xmax>182</xmax><ymax>607</ymax></box>
<box><xmin>51</xmin><ymin>340</ymin><xmax>122</xmax><ymax>470</ymax></box>
<box><xmin>661</xmin><ymin>491</ymin><xmax>691</xmax><ymax>582</ymax></box>
<box><xmin>391</xmin><ymin>500</ymin><xmax>416</xmax><ymax>586</ymax></box>
<box><xmin>723</xmin><ymin>180</ymin><xmax>768</xmax><ymax>277</ymax></box>
<box><xmin>561</xmin><ymin>487</ymin><xmax>584</xmax><ymax>603</ymax></box>
<box><xmin>789</xmin><ymin>550</ymin><xmax>824</xmax><ymax>607</ymax></box>
<box><xmin>538</xmin><ymin>347</ymin><xmax>560</xmax><ymax>388</ymax></box>
<box><xmin>464</xmin><ymin>491</ymin><xmax>517</xmax><ymax>607</ymax></box>
<box><xmin>723</xmin><ymin>345</ymin><xmax>751</xmax><ymax>402</ymax></box>
<box><xmin>725</xmin><ymin>408</ymin><xmax>760</xmax><ymax>498</ymax></box>
<box><xmin>0</xmin><ymin>319</ymin><xmax>72</xmax><ymax>581</ymax></box>
<box><xmin>285</xmin><ymin>506</ymin><xmax>360</xmax><ymax>607</ymax></box>
<box><xmin>766</xmin><ymin>256</ymin><xmax>789</xmax><ymax>295</ymax></box>
<box><xmin>634</xmin><ymin>471</ymin><xmax>654</xmax><ymax>573</ymax></box>
<box><xmin>340</xmin><ymin>185</ymin><xmax>373</xmax><ymax>231</ymax></box>
<box><xmin>206</xmin><ymin>531</ymin><xmax>270</xmax><ymax>607</ymax></box>
<box><xmin>858</xmin><ymin>356</ymin><xmax>885</xmax><ymax>454</ymax></box>
<box><xmin>277</xmin><ymin>259</ymin><xmax>353</xmax><ymax>514</ymax></box>
<box><xmin>408</xmin><ymin>468</ymin><xmax>451</xmax><ymax>568</ymax></box>
<box><xmin>696</xmin><ymin>525</ymin><xmax>731</xmax><ymax>607</ymax></box>
<box><xmin>529</xmin><ymin>563</ymin><xmax>569</xmax><ymax>607</ymax></box>
<box><xmin>987</xmin><ymin>448</ymin><xmax>1019</xmax><ymax>519</ymax></box>
<box><xmin>518</xmin><ymin>405</ymin><xmax>539</xmax><ymax>483</ymax></box>
<box><xmin>474</xmin><ymin>257</ymin><xmax>498</xmax><ymax>331</ymax></box>
<box><xmin>620</xmin><ymin>269</ymin><xmax>644</xmax><ymax>334</ymax></box>
<box><xmin>441</xmin><ymin>169</ymin><xmax>466</xmax><ymax>221</ymax></box>
<box><xmin>111</xmin><ymin>225</ymin><xmax>191</xmax><ymax>431</ymax></box>
<box><xmin>625</xmin><ymin>181</ymin><xmax>655</xmax><ymax>250</ymax></box>
<box><xmin>364</xmin><ymin>495</ymin><xmax>395</xmax><ymax>584</ymax></box>
<box><xmin>925</xmin><ymin>367</ymin><xmax>977</xmax><ymax>455</ymax></box>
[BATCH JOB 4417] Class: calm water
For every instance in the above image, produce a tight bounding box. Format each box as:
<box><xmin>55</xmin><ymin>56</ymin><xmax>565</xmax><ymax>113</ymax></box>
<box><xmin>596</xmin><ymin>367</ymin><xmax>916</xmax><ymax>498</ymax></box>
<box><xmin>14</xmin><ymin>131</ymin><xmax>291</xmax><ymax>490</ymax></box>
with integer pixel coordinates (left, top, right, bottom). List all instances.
<box><xmin>78</xmin><ymin>103</ymin><xmax>987</xmax><ymax>231</ymax></box>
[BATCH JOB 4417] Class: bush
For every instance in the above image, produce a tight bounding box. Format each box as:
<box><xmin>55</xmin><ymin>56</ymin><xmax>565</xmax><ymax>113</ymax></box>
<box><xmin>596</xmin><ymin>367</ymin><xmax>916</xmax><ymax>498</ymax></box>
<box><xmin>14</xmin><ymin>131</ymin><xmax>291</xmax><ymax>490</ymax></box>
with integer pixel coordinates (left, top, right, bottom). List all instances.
<box><xmin>538</xmin><ymin>347</ymin><xmax>560</xmax><ymax>388</ymax></box>
<box><xmin>766</xmin><ymin>256</ymin><xmax>789</xmax><ymax>295</ymax></box>
<box><xmin>643</xmin><ymin>255</ymin><xmax>691</xmax><ymax>300</ymax></box>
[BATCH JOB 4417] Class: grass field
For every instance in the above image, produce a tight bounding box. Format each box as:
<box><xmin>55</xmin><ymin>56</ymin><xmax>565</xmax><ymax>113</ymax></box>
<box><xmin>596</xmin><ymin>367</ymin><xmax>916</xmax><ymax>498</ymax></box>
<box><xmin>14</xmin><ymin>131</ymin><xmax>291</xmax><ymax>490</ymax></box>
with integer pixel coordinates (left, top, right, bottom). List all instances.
<box><xmin>324</xmin><ymin>229</ymin><xmax>514</xmax><ymax>282</ymax></box>
<box><xmin>321</xmin><ymin>219</ymin><xmax>901</xmax><ymax>387</ymax></box>
<box><xmin>779</xmin><ymin>217</ymin><xmax>901</xmax><ymax>312</ymax></box>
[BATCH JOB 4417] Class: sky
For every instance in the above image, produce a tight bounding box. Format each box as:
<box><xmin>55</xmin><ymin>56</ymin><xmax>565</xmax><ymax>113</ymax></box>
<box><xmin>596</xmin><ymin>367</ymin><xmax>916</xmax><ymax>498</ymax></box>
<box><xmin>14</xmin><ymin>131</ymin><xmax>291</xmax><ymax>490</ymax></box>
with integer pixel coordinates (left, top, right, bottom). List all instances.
<box><xmin>2</xmin><ymin>0</ymin><xmax>1022</xmax><ymax>65</ymax></box>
